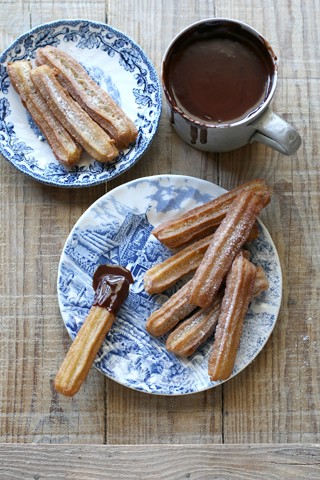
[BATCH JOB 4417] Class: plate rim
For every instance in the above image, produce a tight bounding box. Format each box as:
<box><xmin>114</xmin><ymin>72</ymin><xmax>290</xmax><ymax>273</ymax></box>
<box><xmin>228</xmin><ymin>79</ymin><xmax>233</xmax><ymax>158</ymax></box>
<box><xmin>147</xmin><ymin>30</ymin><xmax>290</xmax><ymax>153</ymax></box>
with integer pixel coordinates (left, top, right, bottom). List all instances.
<box><xmin>0</xmin><ymin>19</ymin><xmax>162</xmax><ymax>188</ymax></box>
<box><xmin>57</xmin><ymin>174</ymin><xmax>283</xmax><ymax>395</ymax></box>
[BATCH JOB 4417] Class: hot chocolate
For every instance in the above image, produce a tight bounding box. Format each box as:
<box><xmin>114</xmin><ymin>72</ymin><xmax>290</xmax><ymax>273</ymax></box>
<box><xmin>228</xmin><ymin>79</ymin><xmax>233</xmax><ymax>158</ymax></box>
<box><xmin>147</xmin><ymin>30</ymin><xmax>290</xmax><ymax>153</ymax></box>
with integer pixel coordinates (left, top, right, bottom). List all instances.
<box><xmin>163</xmin><ymin>21</ymin><xmax>275</xmax><ymax>124</ymax></box>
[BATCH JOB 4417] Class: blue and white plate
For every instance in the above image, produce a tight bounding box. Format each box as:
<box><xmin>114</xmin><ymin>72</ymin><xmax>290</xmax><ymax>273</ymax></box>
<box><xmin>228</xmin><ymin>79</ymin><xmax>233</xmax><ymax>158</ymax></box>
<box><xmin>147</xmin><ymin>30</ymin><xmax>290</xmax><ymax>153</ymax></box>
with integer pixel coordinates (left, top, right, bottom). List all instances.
<box><xmin>0</xmin><ymin>20</ymin><xmax>161</xmax><ymax>187</ymax></box>
<box><xmin>57</xmin><ymin>175</ymin><xmax>282</xmax><ymax>395</ymax></box>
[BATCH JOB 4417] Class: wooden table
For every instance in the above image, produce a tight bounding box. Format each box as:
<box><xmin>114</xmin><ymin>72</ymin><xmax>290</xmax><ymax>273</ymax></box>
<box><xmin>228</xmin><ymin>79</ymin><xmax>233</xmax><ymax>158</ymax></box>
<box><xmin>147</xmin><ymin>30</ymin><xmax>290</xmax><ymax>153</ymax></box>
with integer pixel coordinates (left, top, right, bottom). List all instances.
<box><xmin>0</xmin><ymin>0</ymin><xmax>319</xmax><ymax>478</ymax></box>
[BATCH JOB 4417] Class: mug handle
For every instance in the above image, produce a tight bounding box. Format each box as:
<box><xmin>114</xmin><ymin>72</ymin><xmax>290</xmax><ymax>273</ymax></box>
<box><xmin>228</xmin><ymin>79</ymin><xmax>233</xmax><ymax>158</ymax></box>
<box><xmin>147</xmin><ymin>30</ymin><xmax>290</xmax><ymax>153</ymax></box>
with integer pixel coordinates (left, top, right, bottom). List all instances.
<box><xmin>249</xmin><ymin>107</ymin><xmax>301</xmax><ymax>155</ymax></box>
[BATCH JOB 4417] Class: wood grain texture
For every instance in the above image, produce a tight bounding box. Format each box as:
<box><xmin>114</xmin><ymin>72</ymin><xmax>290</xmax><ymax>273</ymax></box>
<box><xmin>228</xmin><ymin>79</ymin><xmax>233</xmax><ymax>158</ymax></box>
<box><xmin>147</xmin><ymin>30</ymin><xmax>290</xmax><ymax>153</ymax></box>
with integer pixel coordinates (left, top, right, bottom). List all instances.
<box><xmin>0</xmin><ymin>0</ymin><xmax>108</xmax><ymax>444</ymax></box>
<box><xmin>0</xmin><ymin>444</ymin><xmax>319</xmax><ymax>479</ymax></box>
<box><xmin>0</xmin><ymin>0</ymin><xmax>319</xmax><ymax>454</ymax></box>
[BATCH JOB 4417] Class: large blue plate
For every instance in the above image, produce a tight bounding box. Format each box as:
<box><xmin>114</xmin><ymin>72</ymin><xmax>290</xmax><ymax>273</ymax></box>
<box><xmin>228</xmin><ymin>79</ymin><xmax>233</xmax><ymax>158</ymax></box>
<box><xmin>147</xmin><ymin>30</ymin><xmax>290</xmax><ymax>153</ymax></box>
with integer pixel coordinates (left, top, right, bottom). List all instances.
<box><xmin>0</xmin><ymin>20</ymin><xmax>161</xmax><ymax>187</ymax></box>
<box><xmin>57</xmin><ymin>175</ymin><xmax>282</xmax><ymax>395</ymax></box>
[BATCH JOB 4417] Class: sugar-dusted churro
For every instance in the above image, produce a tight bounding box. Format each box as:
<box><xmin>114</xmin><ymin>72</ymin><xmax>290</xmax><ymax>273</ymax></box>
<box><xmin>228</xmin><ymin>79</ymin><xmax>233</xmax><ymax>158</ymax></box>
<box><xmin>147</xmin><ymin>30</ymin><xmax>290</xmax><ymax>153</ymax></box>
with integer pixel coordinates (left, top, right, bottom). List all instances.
<box><xmin>165</xmin><ymin>261</ymin><xmax>268</xmax><ymax>358</ymax></box>
<box><xmin>144</xmin><ymin>234</ymin><xmax>214</xmax><ymax>294</ymax></box>
<box><xmin>7</xmin><ymin>60</ymin><xmax>82</xmax><ymax>166</ymax></box>
<box><xmin>189</xmin><ymin>190</ymin><xmax>270</xmax><ymax>309</ymax></box>
<box><xmin>152</xmin><ymin>179</ymin><xmax>270</xmax><ymax>249</ymax></box>
<box><xmin>144</xmin><ymin>225</ymin><xmax>259</xmax><ymax>295</ymax></box>
<box><xmin>55</xmin><ymin>265</ymin><xmax>133</xmax><ymax>396</ymax></box>
<box><xmin>208</xmin><ymin>254</ymin><xmax>256</xmax><ymax>381</ymax></box>
<box><xmin>31</xmin><ymin>65</ymin><xmax>119</xmax><ymax>162</ymax></box>
<box><xmin>146</xmin><ymin>281</ymin><xmax>196</xmax><ymax>337</ymax></box>
<box><xmin>36</xmin><ymin>46</ymin><xmax>138</xmax><ymax>149</ymax></box>
<box><xmin>166</xmin><ymin>292</ymin><xmax>222</xmax><ymax>357</ymax></box>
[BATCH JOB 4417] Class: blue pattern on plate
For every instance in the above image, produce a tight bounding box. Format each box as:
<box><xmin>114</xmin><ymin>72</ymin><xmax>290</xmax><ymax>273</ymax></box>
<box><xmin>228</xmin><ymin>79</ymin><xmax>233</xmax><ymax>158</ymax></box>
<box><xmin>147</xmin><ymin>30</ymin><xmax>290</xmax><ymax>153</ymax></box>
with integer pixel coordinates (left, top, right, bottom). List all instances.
<box><xmin>57</xmin><ymin>175</ymin><xmax>282</xmax><ymax>395</ymax></box>
<box><xmin>0</xmin><ymin>20</ymin><xmax>161</xmax><ymax>187</ymax></box>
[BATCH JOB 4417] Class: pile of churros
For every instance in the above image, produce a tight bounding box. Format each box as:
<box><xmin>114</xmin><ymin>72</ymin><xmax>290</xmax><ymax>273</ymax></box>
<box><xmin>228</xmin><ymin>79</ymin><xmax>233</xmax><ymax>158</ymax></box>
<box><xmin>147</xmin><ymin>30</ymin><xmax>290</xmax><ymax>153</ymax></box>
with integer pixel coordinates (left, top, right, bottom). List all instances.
<box><xmin>7</xmin><ymin>46</ymin><xmax>138</xmax><ymax>166</ymax></box>
<box><xmin>144</xmin><ymin>179</ymin><xmax>271</xmax><ymax>381</ymax></box>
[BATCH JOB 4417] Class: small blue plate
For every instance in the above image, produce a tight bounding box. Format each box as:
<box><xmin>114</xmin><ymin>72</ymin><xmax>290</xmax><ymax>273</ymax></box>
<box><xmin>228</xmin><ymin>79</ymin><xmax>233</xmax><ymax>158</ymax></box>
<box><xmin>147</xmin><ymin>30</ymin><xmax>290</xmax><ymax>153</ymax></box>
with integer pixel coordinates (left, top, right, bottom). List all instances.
<box><xmin>0</xmin><ymin>20</ymin><xmax>161</xmax><ymax>187</ymax></box>
<box><xmin>57</xmin><ymin>175</ymin><xmax>282</xmax><ymax>395</ymax></box>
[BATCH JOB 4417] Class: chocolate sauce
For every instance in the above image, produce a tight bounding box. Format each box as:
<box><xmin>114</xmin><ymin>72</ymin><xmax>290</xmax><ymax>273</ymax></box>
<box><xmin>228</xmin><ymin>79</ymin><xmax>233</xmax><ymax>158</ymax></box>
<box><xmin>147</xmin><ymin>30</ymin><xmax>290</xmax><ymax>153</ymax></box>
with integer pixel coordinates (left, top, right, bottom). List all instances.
<box><xmin>163</xmin><ymin>21</ymin><xmax>275</xmax><ymax>124</ymax></box>
<box><xmin>92</xmin><ymin>265</ymin><xmax>133</xmax><ymax>315</ymax></box>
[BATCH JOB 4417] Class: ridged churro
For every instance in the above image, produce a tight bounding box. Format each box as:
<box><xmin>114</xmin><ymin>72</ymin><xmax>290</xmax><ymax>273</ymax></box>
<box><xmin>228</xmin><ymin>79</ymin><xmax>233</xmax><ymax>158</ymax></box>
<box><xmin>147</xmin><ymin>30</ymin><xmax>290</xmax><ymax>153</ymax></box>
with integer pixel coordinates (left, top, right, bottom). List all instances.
<box><xmin>7</xmin><ymin>60</ymin><xmax>82</xmax><ymax>166</ymax></box>
<box><xmin>31</xmin><ymin>65</ymin><xmax>119</xmax><ymax>162</ymax></box>
<box><xmin>252</xmin><ymin>265</ymin><xmax>269</xmax><ymax>297</ymax></box>
<box><xmin>165</xmin><ymin>261</ymin><xmax>268</xmax><ymax>358</ymax></box>
<box><xmin>36</xmin><ymin>46</ymin><xmax>138</xmax><ymax>149</ymax></box>
<box><xmin>54</xmin><ymin>305</ymin><xmax>116</xmax><ymax>396</ymax></box>
<box><xmin>144</xmin><ymin>226</ymin><xmax>259</xmax><ymax>295</ymax></box>
<box><xmin>208</xmin><ymin>254</ymin><xmax>256</xmax><ymax>381</ymax></box>
<box><xmin>152</xmin><ymin>179</ymin><xmax>269</xmax><ymax>249</ymax></box>
<box><xmin>55</xmin><ymin>265</ymin><xmax>133</xmax><ymax>396</ymax></box>
<box><xmin>146</xmin><ymin>281</ymin><xmax>196</xmax><ymax>337</ymax></box>
<box><xmin>144</xmin><ymin>234</ymin><xmax>214</xmax><ymax>294</ymax></box>
<box><xmin>166</xmin><ymin>293</ymin><xmax>222</xmax><ymax>357</ymax></box>
<box><xmin>189</xmin><ymin>190</ymin><xmax>270</xmax><ymax>309</ymax></box>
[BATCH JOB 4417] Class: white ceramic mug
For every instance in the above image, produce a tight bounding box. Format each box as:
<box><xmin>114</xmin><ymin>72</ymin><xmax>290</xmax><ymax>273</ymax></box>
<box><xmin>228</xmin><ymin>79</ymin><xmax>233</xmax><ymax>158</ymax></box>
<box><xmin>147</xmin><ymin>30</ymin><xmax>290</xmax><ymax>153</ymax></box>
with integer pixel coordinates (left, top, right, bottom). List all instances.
<box><xmin>162</xmin><ymin>18</ymin><xmax>301</xmax><ymax>155</ymax></box>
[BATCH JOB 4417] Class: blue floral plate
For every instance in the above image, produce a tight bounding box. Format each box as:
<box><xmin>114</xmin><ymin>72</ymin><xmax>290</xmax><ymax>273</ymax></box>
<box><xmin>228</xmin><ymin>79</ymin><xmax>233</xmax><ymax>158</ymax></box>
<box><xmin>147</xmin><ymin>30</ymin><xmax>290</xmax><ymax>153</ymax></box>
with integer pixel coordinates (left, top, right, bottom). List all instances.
<box><xmin>0</xmin><ymin>20</ymin><xmax>161</xmax><ymax>187</ymax></box>
<box><xmin>57</xmin><ymin>175</ymin><xmax>282</xmax><ymax>395</ymax></box>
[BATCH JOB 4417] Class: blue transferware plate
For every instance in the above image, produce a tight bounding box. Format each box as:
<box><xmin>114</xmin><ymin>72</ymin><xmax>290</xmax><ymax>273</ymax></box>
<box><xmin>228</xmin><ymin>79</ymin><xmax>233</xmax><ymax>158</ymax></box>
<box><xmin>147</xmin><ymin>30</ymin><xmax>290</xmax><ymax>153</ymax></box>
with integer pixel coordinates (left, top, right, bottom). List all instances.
<box><xmin>57</xmin><ymin>175</ymin><xmax>282</xmax><ymax>395</ymax></box>
<box><xmin>0</xmin><ymin>20</ymin><xmax>161</xmax><ymax>187</ymax></box>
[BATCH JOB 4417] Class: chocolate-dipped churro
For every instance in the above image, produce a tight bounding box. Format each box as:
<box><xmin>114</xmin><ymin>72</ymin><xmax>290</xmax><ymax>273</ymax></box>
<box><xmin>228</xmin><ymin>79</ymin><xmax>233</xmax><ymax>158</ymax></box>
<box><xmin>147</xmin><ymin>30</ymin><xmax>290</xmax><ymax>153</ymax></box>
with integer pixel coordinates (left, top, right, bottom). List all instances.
<box><xmin>54</xmin><ymin>265</ymin><xmax>133</xmax><ymax>397</ymax></box>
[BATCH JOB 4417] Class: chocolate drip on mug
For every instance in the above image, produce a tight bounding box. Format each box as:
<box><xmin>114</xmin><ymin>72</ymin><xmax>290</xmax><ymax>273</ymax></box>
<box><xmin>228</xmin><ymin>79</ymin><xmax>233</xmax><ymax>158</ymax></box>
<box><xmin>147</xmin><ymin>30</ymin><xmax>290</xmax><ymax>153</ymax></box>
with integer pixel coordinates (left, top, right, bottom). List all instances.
<box><xmin>190</xmin><ymin>125</ymin><xmax>198</xmax><ymax>144</ymax></box>
<box><xmin>200</xmin><ymin>128</ymin><xmax>207</xmax><ymax>144</ymax></box>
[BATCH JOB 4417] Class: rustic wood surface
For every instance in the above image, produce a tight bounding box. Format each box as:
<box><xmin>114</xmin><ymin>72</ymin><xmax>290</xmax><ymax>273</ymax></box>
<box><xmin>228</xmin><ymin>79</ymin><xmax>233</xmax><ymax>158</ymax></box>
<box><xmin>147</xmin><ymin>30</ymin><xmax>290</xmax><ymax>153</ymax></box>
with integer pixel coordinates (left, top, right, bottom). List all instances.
<box><xmin>0</xmin><ymin>0</ymin><xmax>319</xmax><ymax>477</ymax></box>
<box><xmin>0</xmin><ymin>444</ymin><xmax>320</xmax><ymax>479</ymax></box>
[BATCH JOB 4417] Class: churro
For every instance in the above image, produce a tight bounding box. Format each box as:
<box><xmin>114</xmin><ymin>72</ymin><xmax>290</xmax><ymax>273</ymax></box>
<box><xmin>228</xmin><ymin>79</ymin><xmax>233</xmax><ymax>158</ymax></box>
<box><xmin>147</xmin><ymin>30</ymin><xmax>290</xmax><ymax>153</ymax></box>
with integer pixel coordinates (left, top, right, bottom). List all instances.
<box><xmin>36</xmin><ymin>46</ymin><xmax>138</xmax><ymax>149</ymax></box>
<box><xmin>144</xmin><ymin>234</ymin><xmax>214</xmax><ymax>294</ymax></box>
<box><xmin>252</xmin><ymin>265</ymin><xmax>269</xmax><ymax>297</ymax></box>
<box><xmin>208</xmin><ymin>254</ymin><xmax>256</xmax><ymax>381</ymax></box>
<box><xmin>166</xmin><ymin>293</ymin><xmax>222</xmax><ymax>357</ymax></box>
<box><xmin>152</xmin><ymin>179</ymin><xmax>269</xmax><ymax>249</ymax></box>
<box><xmin>146</xmin><ymin>281</ymin><xmax>196</xmax><ymax>337</ymax></box>
<box><xmin>7</xmin><ymin>60</ymin><xmax>82</xmax><ymax>166</ymax></box>
<box><xmin>31</xmin><ymin>65</ymin><xmax>119</xmax><ymax>162</ymax></box>
<box><xmin>189</xmin><ymin>190</ymin><xmax>270</xmax><ymax>309</ymax></box>
<box><xmin>165</xmin><ymin>261</ymin><xmax>268</xmax><ymax>358</ymax></box>
<box><xmin>144</xmin><ymin>225</ymin><xmax>259</xmax><ymax>295</ymax></box>
<box><xmin>55</xmin><ymin>265</ymin><xmax>133</xmax><ymax>396</ymax></box>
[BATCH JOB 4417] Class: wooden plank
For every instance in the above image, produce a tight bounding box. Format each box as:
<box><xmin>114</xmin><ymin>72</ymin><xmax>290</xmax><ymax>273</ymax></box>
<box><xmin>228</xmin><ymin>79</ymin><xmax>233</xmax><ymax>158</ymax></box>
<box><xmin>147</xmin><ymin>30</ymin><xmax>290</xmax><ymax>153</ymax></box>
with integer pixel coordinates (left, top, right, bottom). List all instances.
<box><xmin>0</xmin><ymin>444</ymin><xmax>319</xmax><ymax>479</ymax></box>
<box><xmin>0</xmin><ymin>1</ymin><xmax>108</xmax><ymax>443</ymax></box>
